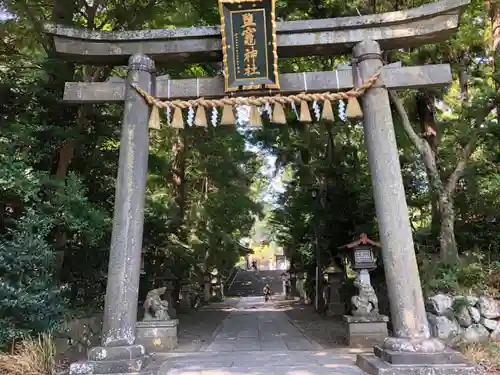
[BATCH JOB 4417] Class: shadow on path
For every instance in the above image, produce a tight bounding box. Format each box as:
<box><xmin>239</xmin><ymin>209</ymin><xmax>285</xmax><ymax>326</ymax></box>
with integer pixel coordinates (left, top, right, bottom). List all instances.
<box><xmin>275</xmin><ymin>298</ymin><xmax>346</xmax><ymax>349</ymax></box>
<box><xmin>175</xmin><ymin>297</ymin><xmax>240</xmax><ymax>352</ymax></box>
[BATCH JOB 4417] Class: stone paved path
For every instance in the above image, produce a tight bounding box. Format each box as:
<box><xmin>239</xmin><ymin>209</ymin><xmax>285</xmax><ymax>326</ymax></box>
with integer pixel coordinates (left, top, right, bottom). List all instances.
<box><xmin>205</xmin><ymin>296</ymin><xmax>322</xmax><ymax>352</ymax></box>
<box><xmin>174</xmin><ymin>297</ymin><xmax>240</xmax><ymax>352</ymax></box>
<box><xmin>276</xmin><ymin>298</ymin><xmax>346</xmax><ymax>349</ymax></box>
<box><xmin>156</xmin><ymin>297</ymin><xmax>369</xmax><ymax>375</ymax></box>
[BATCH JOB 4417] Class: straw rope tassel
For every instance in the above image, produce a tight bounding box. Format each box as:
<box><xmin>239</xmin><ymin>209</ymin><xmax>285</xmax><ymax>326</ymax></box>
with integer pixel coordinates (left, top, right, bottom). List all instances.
<box><xmin>249</xmin><ymin>105</ymin><xmax>262</xmax><ymax>127</ymax></box>
<box><xmin>148</xmin><ymin>105</ymin><xmax>161</xmax><ymax>130</ymax></box>
<box><xmin>299</xmin><ymin>100</ymin><xmax>312</xmax><ymax>123</ymax></box>
<box><xmin>346</xmin><ymin>63</ymin><xmax>363</xmax><ymax>119</ymax></box>
<box><xmin>346</xmin><ymin>96</ymin><xmax>362</xmax><ymax>119</ymax></box>
<box><xmin>171</xmin><ymin>107</ymin><xmax>184</xmax><ymax>129</ymax></box>
<box><xmin>221</xmin><ymin>97</ymin><xmax>236</xmax><ymax>125</ymax></box>
<box><xmin>194</xmin><ymin>105</ymin><xmax>208</xmax><ymax>127</ymax></box>
<box><xmin>272</xmin><ymin>101</ymin><xmax>286</xmax><ymax>124</ymax></box>
<box><xmin>321</xmin><ymin>99</ymin><xmax>334</xmax><ymax>122</ymax></box>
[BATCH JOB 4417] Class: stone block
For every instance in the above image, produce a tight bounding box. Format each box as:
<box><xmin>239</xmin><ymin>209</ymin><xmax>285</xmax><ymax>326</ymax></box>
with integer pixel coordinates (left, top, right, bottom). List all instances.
<box><xmin>356</xmin><ymin>351</ymin><xmax>485</xmax><ymax>375</ymax></box>
<box><xmin>67</xmin><ymin>344</ymin><xmax>148</xmax><ymax>375</ymax></box>
<box><xmin>69</xmin><ymin>356</ymin><xmax>148</xmax><ymax>375</ymax></box>
<box><xmin>343</xmin><ymin>315</ymin><xmax>389</xmax><ymax>348</ymax></box>
<box><xmin>372</xmin><ymin>345</ymin><xmax>468</xmax><ymax>365</ymax></box>
<box><xmin>88</xmin><ymin>344</ymin><xmax>146</xmax><ymax>361</ymax></box>
<box><xmin>136</xmin><ymin>320</ymin><xmax>178</xmax><ymax>353</ymax></box>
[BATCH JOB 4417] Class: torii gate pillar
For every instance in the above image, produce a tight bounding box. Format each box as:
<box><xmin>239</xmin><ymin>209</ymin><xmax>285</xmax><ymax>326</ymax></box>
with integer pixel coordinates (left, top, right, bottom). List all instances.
<box><xmin>354</xmin><ymin>40</ymin><xmax>431</xmax><ymax>345</ymax></box>
<box><xmin>69</xmin><ymin>54</ymin><xmax>155</xmax><ymax>375</ymax></box>
<box><xmin>353</xmin><ymin>40</ymin><xmax>480</xmax><ymax>375</ymax></box>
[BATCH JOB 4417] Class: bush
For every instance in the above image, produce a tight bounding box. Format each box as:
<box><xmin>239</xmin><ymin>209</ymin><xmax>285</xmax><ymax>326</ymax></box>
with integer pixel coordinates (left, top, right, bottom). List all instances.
<box><xmin>0</xmin><ymin>333</ymin><xmax>60</xmax><ymax>375</ymax></box>
<box><xmin>0</xmin><ymin>210</ymin><xmax>66</xmax><ymax>348</ymax></box>
<box><xmin>486</xmin><ymin>261</ymin><xmax>500</xmax><ymax>299</ymax></box>
<box><xmin>418</xmin><ymin>251</ymin><xmax>500</xmax><ymax>297</ymax></box>
<box><xmin>459</xmin><ymin>342</ymin><xmax>500</xmax><ymax>375</ymax></box>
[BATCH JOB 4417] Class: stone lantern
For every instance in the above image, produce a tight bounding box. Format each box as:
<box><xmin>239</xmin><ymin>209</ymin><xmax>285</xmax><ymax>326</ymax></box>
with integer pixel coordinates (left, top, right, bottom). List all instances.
<box><xmin>280</xmin><ymin>271</ymin><xmax>291</xmax><ymax>298</ymax></box>
<box><xmin>288</xmin><ymin>269</ymin><xmax>298</xmax><ymax>297</ymax></box>
<box><xmin>323</xmin><ymin>260</ymin><xmax>346</xmax><ymax>317</ymax></box>
<box><xmin>210</xmin><ymin>268</ymin><xmax>223</xmax><ymax>299</ymax></box>
<box><xmin>338</xmin><ymin>233</ymin><xmax>389</xmax><ymax>348</ymax></box>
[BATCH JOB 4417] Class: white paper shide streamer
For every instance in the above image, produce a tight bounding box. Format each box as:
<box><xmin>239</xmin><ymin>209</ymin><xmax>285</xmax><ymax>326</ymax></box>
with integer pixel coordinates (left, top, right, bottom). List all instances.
<box><xmin>166</xmin><ymin>106</ymin><xmax>172</xmax><ymax>124</ymax></box>
<box><xmin>312</xmin><ymin>101</ymin><xmax>320</xmax><ymax>122</ymax></box>
<box><xmin>338</xmin><ymin>100</ymin><xmax>346</xmax><ymax>121</ymax></box>
<box><xmin>290</xmin><ymin>101</ymin><xmax>299</xmax><ymax>119</ymax></box>
<box><xmin>211</xmin><ymin>107</ymin><xmax>218</xmax><ymax>127</ymax></box>
<box><xmin>264</xmin><ymin>102</ymin><xmax>272</xmax><ymax>119</ymax></box>
<box><xmin>187</xmin><ymin>106</ymin><xmax>195</xmax><ymax>127</ymax></box>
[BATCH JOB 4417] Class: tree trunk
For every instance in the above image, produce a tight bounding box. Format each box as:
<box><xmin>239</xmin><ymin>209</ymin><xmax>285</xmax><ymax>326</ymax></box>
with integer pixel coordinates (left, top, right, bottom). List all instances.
<box><xmin>430</xmin><ymin>195</ymin><xmax>441</xmax><ymax>240</ymax></box>
<box><xmin>438</xmin><ymin>191</ymin><xmax>459</xmax><ymax>264</ymax></box>
<box><xmin>204</xmin><ymin>278</ymin><xmax>211</xmax><ymax>301</ymax></box>
<box><xmin>171</xmin><ymin>131</ymin><xmax>187</xmax><ymax>231</ymax></box>
<box><xmin>389</xmin><ymin>91</ymin><xmax>462</xmax><ymax>264</ymax></box>
<box><xmin>415</xmin><ymin>91</ymin><xmax>441</xmax><ymax>243</ymax></box>
<box><xmin>490</xmin><ymin>2</ymin><xmax>500</xmax><ymax>115</ymax></box>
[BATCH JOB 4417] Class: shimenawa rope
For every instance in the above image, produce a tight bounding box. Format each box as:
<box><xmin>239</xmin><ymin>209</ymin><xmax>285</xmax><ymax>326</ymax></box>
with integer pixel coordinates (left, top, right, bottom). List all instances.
<box><xmin>132</xmin><ymin>71</ymin><xmax>380</xmax><ymax>110</ymax></box>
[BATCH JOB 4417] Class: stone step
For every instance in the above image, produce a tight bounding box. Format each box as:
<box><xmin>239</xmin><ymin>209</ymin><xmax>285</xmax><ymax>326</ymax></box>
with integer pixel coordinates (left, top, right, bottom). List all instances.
<box><xmin>160</xmin><ymin>365</ymin><xmax>365</xmax><ymax>375</ymax></box>
<box><xmin>69</xmin><ymin>357</ymin><xmax>148</xmax><ymax>375</ymax></box>
<box><xmin>153</xmin><ymin>350</ymin><xmax>369</xmax><ymax>375</ymax></box>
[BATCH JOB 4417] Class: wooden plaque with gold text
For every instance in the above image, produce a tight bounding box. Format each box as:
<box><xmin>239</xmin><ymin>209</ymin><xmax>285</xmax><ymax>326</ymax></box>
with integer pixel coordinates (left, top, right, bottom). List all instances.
<box><xmin>218</xmin><ymin>0</ymin><xmax>280</xmax><ymax>92</ymax></box>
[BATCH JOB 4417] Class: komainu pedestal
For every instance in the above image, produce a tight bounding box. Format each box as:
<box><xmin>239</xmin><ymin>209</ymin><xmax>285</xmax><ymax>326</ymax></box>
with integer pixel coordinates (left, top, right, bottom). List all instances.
<box><xmin>136</xmin><ymin>320</ymin><xmax>179</xmax><ymax>353</ymax></box>
<box><xmin>343</xmin><ymin>314</ymin><xmax>389</xmax><ymax>348</ymax></box>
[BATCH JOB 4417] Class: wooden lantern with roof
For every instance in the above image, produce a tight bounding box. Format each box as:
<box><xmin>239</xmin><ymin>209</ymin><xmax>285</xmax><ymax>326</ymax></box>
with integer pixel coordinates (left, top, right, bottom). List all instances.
<box><xmin>338</xmin><ymin>233</ymin><xmax>381</xmax><ymax>271</ymax></box>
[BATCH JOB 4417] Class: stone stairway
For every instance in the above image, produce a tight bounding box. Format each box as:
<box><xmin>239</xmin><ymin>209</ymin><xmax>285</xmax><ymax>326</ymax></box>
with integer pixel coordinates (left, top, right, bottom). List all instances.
<box><xmin>226</xmin><ymin>269</ymin><xmax>284</xmax><ymax>297</ymax></box>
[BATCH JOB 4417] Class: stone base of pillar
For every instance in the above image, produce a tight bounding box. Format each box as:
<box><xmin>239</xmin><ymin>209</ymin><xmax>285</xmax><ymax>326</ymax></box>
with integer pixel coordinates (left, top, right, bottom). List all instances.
<box><xmin>69</xmin><ymin>344</ymin><xmax>148</xmax><ymax>375</ymax></box>
<box><xmin>136</xmin><ymin>320</ymin><xmax>179</xmax><ymax>353</ymax></box>
<box><xmin>343</xmin><ymin>315</ymin><xmax>389</xmax><ymax>348</ymax></box>
<box><xmin>356</xmin><ymin>345</ymin><xmax>485</xmax><ymax>375</ymax></box>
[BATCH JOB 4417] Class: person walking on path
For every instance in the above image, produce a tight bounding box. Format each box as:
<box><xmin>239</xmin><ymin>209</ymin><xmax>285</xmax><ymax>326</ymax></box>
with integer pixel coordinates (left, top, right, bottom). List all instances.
<box><xmin>263</xmin><ymin>283</ymin><xmax>272</xmax><ymax>302</ymax></box>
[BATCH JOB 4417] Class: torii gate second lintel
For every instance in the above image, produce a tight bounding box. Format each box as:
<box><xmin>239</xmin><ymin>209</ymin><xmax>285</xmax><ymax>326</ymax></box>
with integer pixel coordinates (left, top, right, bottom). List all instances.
<box><xmin>63</xmin><ymin>63</ymin><xmax>452</xmax><ymax>104</ymax></box>
<box><xmin>44</xmin><ymin>1</ymin><xmax>484</xmax><ymax>375</ymax></box>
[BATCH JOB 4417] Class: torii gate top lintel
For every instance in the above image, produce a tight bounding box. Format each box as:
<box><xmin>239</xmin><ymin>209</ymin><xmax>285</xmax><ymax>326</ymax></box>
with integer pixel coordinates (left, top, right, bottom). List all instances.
<box><xmin>43</xmin><ymin>0</ymin><xmax>469</xmax><ymax>65</ymax></box>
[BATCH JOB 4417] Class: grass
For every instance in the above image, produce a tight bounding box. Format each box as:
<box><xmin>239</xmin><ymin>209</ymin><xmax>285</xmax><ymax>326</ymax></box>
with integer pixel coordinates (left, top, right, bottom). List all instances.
<box><xmin>0</xmin><ymin>333</ymin><xmax>62</xmax><ymax>375</ymax></box>
<box><xmin>460</xmin><ymin>342</ymin><xmax>500</xmax><ymax>375</ymax></box>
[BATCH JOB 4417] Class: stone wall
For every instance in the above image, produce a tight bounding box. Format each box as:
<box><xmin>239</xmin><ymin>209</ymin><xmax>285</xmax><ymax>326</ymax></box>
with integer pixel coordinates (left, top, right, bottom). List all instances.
<box><xmin>54</xmin><ymin>314</ymin><xmax>102</xmax><ymax>364</ymax></box>
<box><xmin>426</xmin><ymin>294</ymin><xmax>500</xmax><ymax>345</ymax></box>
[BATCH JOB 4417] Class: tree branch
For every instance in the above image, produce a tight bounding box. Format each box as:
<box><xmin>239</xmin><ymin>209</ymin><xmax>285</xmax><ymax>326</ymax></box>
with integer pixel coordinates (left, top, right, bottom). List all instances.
<box><xmin>18</xmin><ymin>2</ymin><xmax>51</xmax><ymax>53</ymax></box>
<box><xmin>388</xmin><ymin>91</ymin><xmax>425</xmax><ymax>153</ymax></box>
<box><xmin>391</xmin><ymin>90</ymin><xmax>496</xmax><ymax>199</ymax></box>
<box><xmin>444</xmin><ymin>101</ymin><xmax>495</xmax><ymax>194</ymax></box>
<box><xmin>127</xmin><ymin>0</ymin><xmax>158</xmax><ymax>29</ymax></box>
<box><xmin>389</xmin><ymin>91</ymin><xmax>444</xmax><ymax>194</ymax></box>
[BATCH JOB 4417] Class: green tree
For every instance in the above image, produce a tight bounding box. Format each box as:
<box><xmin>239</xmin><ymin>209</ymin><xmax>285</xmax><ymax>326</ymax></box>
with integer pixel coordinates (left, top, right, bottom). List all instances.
<box><xmin>0</xmin><ymin>210</ymin><xmax>65</xmax><ymax>348</ymax></box>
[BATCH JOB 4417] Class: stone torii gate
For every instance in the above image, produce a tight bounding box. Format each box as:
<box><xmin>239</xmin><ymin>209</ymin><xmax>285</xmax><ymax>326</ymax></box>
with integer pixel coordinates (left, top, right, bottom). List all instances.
<box><xmin>44</xmin><ymin>0</ymin><xmax>482</xmax><ymax>374</ymax></box>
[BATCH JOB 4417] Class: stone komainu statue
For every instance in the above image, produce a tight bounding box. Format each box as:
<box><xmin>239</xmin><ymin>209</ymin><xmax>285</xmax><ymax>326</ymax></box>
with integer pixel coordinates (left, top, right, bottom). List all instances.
<box><xmin>351</xmin><ymin>277</ymin><xmax>379</xmax><ymax>316</ymax></box>
<box><xmin>143</xmin><ymin>287</ymin><xmax>170</xmax><ymax>321</ymax></box>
